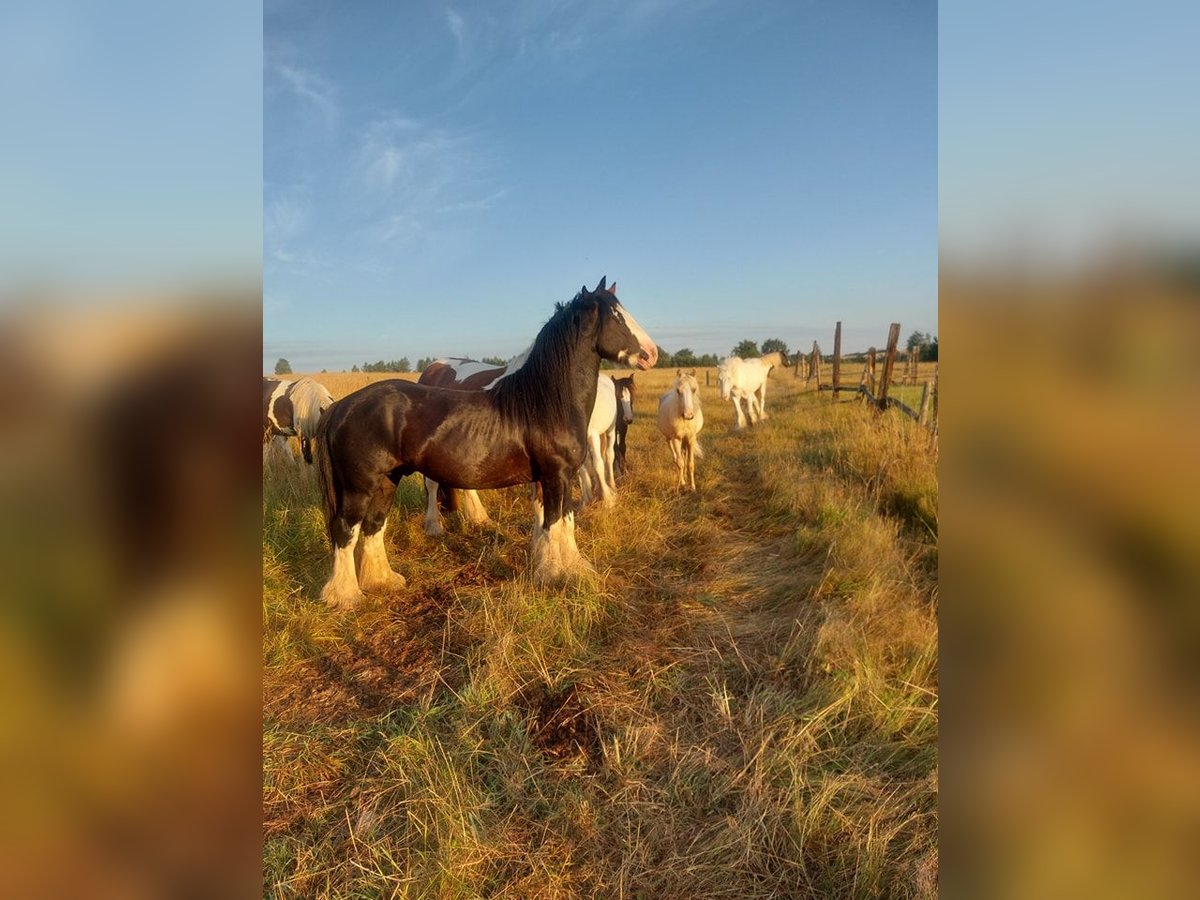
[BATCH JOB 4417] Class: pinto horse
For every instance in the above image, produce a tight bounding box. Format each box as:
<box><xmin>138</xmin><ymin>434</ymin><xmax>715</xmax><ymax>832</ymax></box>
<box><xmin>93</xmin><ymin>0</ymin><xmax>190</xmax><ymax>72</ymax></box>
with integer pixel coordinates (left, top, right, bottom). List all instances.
<box><xmin>610</xmin><ymin>374</ymin><xmax>636</xmax><ymax>476</ymax></box>
<box><xmin>263</xmin><ymin>376</ymin><xmax>334</xmax><ymax>463</ymax></box>
<box><xmin>716</xmin><ymin>351</ymin><xmax>787</xmax><ymax>429</ymax></box>
<box><xmin>314</xmin><ymin>278</ymin><xmax>657</xmax><ymax>609</ymax></box>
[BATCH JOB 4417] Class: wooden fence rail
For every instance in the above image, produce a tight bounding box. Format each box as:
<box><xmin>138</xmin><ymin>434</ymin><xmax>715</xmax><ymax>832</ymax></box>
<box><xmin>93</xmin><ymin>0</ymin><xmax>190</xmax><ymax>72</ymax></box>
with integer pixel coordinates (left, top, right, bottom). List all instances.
<box><xmin>808</xmin><ymin>320</ymin><xmax>937</xmax><ymax>437</ymax></box>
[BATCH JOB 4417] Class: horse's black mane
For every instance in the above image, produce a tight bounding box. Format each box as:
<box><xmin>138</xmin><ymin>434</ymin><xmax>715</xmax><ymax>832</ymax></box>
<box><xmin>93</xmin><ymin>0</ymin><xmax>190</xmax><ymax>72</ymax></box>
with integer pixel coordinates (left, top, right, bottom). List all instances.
<box><xmin>491</xmin><ymin>289</ymin><xmax>603</xmax><ymax>428</ymax></box>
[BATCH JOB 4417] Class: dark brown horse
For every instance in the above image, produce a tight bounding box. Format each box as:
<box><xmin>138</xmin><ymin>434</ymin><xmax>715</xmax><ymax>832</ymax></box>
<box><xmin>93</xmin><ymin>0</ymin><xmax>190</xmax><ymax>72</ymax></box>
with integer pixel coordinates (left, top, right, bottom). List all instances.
<box><xmin>610</xmin><ymin>373</ymin><xmax>637</xmax><ymax>476</ymax></box>
<box><xmin>414</xmin><ymin>351</ymin><xmax>530</xmax><ymax>535</ymax></box>
<box><xmin>314</xmin><ymin>278</ymin><xmax>657</xmax><ymax>609</ymax></box>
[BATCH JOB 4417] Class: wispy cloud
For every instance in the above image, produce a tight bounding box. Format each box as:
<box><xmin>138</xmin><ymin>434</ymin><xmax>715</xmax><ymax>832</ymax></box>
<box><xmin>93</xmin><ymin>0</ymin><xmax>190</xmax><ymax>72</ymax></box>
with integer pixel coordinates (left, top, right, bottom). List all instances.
<box><xmin>354</xmin><ymin>116</ymin><xmax>504</xmax><ymax>245</ymax></box>
<box><xmin>273</xmin><ymin>62</ymin><xmax>337</xmax><ymax>131</ymax></box>
<box><xmin>446</xmin><ymin>8</ymin><xmax>465</xmax><ymax>51</ymax></box>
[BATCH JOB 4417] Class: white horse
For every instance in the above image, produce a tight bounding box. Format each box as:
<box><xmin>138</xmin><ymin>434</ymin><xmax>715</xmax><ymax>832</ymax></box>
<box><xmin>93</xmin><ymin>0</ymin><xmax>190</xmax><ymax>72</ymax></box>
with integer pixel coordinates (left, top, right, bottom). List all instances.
<box><xmin>657</xmin><ymin>370</ymin><xmax>704</xmax><ymax>491</ymax></box>
<box><xmin>578</xmin><ymin>375</ymin><xmax>618</xmax><ymax>506</ymax></box>
<box><xmin>717</xmin><ymin>350</ymin><xmax>787</xmax><ymax>429</ymax></box>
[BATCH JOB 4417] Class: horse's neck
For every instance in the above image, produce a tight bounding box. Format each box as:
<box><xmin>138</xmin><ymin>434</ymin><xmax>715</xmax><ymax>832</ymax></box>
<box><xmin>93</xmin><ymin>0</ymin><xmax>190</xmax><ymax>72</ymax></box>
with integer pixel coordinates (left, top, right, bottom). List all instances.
<box><xmin>501</xmin><ymin>329</ymin><xmax>600</xmax><ymax>433</ymax></box>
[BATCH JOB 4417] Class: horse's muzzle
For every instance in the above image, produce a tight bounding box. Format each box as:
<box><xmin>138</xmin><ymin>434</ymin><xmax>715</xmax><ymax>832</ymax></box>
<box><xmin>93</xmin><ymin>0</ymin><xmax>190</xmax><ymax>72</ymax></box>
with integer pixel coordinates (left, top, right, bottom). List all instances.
<box><xmin>636</xmin><ymin>344</ymin><xmax>657</xmax><ymax>370</ymax></box>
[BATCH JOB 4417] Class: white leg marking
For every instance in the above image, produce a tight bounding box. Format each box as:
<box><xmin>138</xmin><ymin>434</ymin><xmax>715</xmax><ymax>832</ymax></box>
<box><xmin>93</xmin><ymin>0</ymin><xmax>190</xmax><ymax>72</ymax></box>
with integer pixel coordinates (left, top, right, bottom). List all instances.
<box><xmin>462</xmin><ymin>490</ymin><xmax>490</xmax><ymax>525</ymax></box>
<box><xmin>424</xmin><ymin>478</ymin><xmax>444</xmax><ymax>536</ymax></box>
<box><xmin>356</xmin><ymin>520</ymin><xmax>406</xmax><ymax>592</ymax></box>
<box><xmin>321</xmin><ymin>524</ymin><xmax>363</xmax><ymax>611</ymax></box>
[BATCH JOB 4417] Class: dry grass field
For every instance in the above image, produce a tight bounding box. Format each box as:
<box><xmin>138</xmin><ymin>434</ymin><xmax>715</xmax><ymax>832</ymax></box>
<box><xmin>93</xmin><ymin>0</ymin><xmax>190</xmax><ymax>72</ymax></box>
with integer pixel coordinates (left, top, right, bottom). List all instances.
<box><xmin>263</xmin><ymin>366</ymin><xmax>938</xmax><ymax>897</ymax></box>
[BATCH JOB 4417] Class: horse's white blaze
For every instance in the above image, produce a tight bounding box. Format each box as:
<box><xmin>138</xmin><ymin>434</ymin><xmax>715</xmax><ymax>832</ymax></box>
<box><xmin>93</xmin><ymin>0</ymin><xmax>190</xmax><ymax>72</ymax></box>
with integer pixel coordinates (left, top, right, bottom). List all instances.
<box><xmin>619</xmin><ymin>387</ymin><xmax>634</xmax><ymax>424</ymax></box>
<box><xmin>614</xmin><ymin>302</ymin><xmax>657</xmax><ymax>369</ymax></box>
<box><xmin>321</xmin><ymin>523</ymin><xmax>362</xmax><ymax>609</ymax></box>
<box><xmin>357</xmin><ymin>521</ymin><xmax>405</xmax><ymax>590</ymax></box>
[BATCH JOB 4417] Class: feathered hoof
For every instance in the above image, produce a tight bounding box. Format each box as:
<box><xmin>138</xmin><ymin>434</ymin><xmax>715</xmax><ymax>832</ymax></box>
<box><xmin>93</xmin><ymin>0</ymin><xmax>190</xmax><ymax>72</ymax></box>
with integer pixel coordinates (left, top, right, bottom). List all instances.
<box><xmin>423</xmin><ymin>519</ymin><xmax>444</xmax><ymax>537</ymax></box>
<box><xmin>321</xmin><ymin>583</ymin><xmax>364</xmax><ymax>612</ymax></box>
<box><xmin>359</xmin><ymin>569</ymin><xmax>406</xmax><ymax>593</ymax></box>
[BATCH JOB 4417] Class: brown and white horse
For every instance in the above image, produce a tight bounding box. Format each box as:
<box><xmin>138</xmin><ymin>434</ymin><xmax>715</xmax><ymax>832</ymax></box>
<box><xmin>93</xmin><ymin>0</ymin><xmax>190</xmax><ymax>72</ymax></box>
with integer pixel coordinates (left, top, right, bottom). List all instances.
<box><xmin>314</xmin><ymin>278</ymin><xmax>657</xmax><ymax>609</ymax></box>
<box><xmin>263</xmin><ymin>376</ymin><xmax>334</xmax><ymax>464</ymax></box>
<box><xmin>610</xmin><ymin>373</ymin><xmax>637</xmax><ymax>475</ymax></box>
<box><xmin>657</xmin><ymin>369</ymin><xmax>704</xmax><ymax>491</ymax></box>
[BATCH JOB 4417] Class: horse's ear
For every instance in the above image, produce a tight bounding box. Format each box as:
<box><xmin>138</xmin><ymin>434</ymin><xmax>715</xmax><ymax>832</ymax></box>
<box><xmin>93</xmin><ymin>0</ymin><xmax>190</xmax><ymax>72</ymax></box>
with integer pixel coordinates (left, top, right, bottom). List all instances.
<box><xmin>608</xmin><ymin>281</ymin><xmax>617</xmax><ymax>296</ymax></box>
<box><xmin>676</xmin><ymin>368</ymin><xmax>682</xmax><ymax>376</ymax></box>
<box><xmin>594</xmin><ymin>276</ymin><xmax>607</xmax><ymax>293</ymax></box>
<box><xmin>690</xmin><ymin>369</ymin><xmax>697</xmax><ymax>376</ymax></box>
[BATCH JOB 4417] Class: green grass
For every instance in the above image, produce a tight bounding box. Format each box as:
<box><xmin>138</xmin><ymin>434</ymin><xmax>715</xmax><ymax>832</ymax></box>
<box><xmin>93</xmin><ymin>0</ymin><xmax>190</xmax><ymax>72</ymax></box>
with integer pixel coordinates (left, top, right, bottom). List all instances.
<box><xmin>264</xmin><ymin>372</ymin><xmax>938</xmax><ymax>898</ymax></box>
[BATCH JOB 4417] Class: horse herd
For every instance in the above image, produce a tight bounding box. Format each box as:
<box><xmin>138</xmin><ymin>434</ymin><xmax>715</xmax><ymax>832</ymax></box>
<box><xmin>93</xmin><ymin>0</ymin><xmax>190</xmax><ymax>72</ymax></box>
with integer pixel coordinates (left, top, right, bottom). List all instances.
<box><xmin>263</xmin><ymin>279</ymin><xmax>788</xmax><ymax>609</ymax></box>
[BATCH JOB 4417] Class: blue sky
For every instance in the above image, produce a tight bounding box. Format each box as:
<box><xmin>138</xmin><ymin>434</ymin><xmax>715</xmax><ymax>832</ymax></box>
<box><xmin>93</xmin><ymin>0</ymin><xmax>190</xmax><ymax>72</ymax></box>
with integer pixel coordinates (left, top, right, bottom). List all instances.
<box><xmin>265</xmin><ymin>0</ymin><xmax>936</xmax><ymax>372</ymax></box>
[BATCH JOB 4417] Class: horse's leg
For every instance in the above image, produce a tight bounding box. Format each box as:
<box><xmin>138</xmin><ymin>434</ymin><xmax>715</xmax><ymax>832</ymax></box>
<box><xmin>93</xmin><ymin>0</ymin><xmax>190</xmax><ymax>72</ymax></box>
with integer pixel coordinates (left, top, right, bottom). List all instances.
<box><xmin>758</xmin><ymin>381</ymin><xmax>769</xmax><ymax>420</ymax></box>
<box><xmin>356</xmin><ymin>477</ymin><xmax>406</xmax><ymax>592</ymax></box>
<box><xmin>602</xmin><ymin>428</ymin><xmax>617</xmax><ymax>497</ymax></box>
<box><xmin>686</xmin><ymin>437</ymin><xmax>697</xmax><ymax>491</ymax></box>
<box><xmin>732</xmin><ymin>397</ymin><xmax>746</xmax><ymax>430</ymax></box>
<box><xmin>532</xmin><ymin>470</ymin><xmax>591</xmax><ymax>581</ymax></box>
<box><xmin>587</xmin><ymin>430</ymin><xmax>613</xmax><ymax>506</ymax></box>
<box><xmin>670</xmin><ymin>438</ymin><xmax>686</xmax><ymax>488</ymax></box>
<box><xmin>320</xmin><ymin>490</ymin><xmax>369</xmax><ymax>611</ymax></box>
<box><xmin>423</xmin><ymin>477</ymin><xmax>444</xmax><ymax>536</ymax></box>
<box><xmin>578</xmin><ymin>447</ymin><xmax>594</xmax><ymax>506</ymax></box>
<box><xmin>614</xmin><ymin>422</ymin><xmax>628</xmax><ymax>476</ymax></box>
<box><xmin>745</xmin><ymin>394</ymin><xmax>760</xmax><ymax>427</ymax></box>
<box><xmin>461</xmin><ymin>490</ymin><xmax>490</xmax><ymax>525</ymax></box>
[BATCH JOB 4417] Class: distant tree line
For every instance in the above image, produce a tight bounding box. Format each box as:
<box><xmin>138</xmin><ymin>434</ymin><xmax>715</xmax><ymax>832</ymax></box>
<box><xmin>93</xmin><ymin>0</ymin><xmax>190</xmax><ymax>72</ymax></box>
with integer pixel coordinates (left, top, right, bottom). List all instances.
<box><xmin>628</xmin><ymin>336</ymin><xmax>794</xmax><ymax>370</ymax></box>
<box><xmin>357</xmin><ymin>358</ymin><xmax>411</xmax><ymax>373</ymax></box>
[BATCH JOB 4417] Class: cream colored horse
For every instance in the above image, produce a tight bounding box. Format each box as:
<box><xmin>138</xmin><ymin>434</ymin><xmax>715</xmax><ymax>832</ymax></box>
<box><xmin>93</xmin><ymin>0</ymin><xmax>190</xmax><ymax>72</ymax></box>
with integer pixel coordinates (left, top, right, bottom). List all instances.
<box><xmin>657</xmin><ymin>370</ymin><xmax>704</xmax><ymax>491</ymax></box>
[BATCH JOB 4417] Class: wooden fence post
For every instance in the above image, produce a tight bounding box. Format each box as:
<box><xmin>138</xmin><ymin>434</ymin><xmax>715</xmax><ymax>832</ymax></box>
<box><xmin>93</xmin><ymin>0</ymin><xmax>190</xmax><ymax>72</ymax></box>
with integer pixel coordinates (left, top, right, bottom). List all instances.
<box><xmin>917</xmin><ymin>379</ymin><xmax>931</xmax><ymax>426</ymax></box>
<box><xmin>877</xmin><ymin>323</ymin><xmax>901</xmax><ymax>411</ymax></box>
<box><xmin>812</xmin><ymin>342</ymin><xmax>822</xmax><ymax>390</ymax></box>
<box><xmin>867</xmin><ymin>347</ymin><xmax>876</xmax><ymax>397</ymax></box>
<box><xmin>928</xmin><ymin>363</ymin><xmax>939</xmax><ymax>449</ymax></box>
<box><xmin>832</xmin><ymin>321</ymin><xmax>842</xmax><ymax>400</ymax></box>
<box><xmin>706</xmin><ymin>370</ymin><xmax>710</xmax><ymax>387</ymax></box>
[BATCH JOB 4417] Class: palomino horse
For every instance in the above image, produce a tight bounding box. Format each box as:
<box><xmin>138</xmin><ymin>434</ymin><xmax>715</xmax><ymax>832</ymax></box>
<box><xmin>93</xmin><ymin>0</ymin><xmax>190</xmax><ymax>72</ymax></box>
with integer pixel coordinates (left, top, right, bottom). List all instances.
<box><xmin>716</xmin><ymin>350</ymin><xmax>788</xmax><ymax>429</ymax></box>
<box><xmin>263</xmin><ymin>376</ymin><xmax>334</xmax><ymax>463</ymax></box>
<box><xmin>314</xmin><ymin>278</ymin><xmax>657</xmax><ymax>609</ymax></box>
<box><xmin>610</xmin><ymin>374</ymin><xmax>636</xmax><ymax>476</ymax></box>
<box><xmin>578</xmin><ymin>374</ymin><xmax>618</xmax><ymax>507</ymax></box>
<box><xmin>657</xmin><ymin>369</ymin><xmax>704</xmax><ymax>491</ymax></box>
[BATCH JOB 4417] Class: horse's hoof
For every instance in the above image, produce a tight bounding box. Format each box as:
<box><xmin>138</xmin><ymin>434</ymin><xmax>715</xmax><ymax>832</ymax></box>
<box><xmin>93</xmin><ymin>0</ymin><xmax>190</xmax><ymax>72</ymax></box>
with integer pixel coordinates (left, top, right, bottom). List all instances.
<box><xmin>321</xmin><ymin>586</ymin><xmax>364</xmax><ymax>612</ymax></box>
<box><xmin>424</xmin><ymin>521</ymin><xmax>444</xmax><ymax>537</ymax></box>
<box><xmin>360</xmin><ymin>571</ymin><xmax>406</xmax><ymax>592</ymax></box>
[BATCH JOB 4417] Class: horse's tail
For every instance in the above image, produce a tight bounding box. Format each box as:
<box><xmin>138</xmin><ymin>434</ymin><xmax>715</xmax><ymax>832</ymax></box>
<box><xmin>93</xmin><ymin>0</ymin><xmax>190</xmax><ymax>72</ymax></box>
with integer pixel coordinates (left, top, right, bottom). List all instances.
<box><xmin>314</xmin><ymin>405</ymin><xmax>338</xmax><ymax>526</ymax></box>
<box><xmin>693</xmin><ymin>436</ymin><xmax>704</xmax><ymax>459</ymax></box>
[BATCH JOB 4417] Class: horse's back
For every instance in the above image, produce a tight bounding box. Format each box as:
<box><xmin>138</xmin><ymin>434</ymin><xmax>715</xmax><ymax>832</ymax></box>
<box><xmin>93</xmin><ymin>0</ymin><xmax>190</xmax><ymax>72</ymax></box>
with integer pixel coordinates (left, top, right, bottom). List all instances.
<box><xmin>419</xmin><ymin>358</ymin><xmax>507</xmax><ymax>391</ymax></box>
